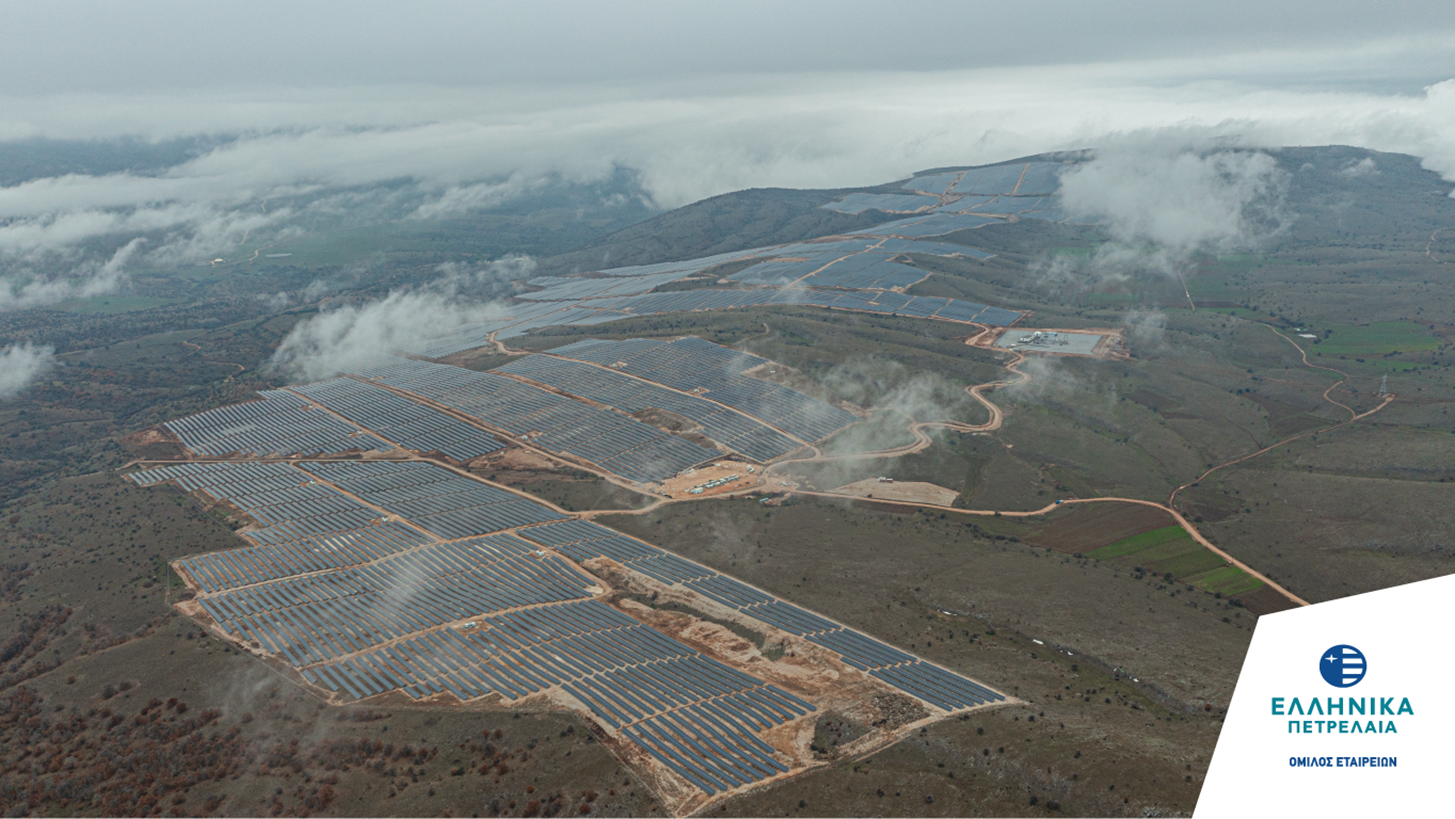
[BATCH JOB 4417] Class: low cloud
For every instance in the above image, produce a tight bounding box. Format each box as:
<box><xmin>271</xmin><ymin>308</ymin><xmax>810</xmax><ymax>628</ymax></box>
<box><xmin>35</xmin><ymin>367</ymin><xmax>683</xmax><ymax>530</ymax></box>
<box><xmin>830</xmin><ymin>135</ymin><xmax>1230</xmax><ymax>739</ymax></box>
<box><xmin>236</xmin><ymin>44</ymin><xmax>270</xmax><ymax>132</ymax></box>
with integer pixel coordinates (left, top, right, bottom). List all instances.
<box><xmin>1004</xmin><ymin>356</ymin><xmax>1090</xmax><ymax>405</ymax></box>
<box><xmin>1040</xmin><ymin>148</ymin><xmax>1291</xmax><ymax>288</ymax></box>
<box><xmin>267</xmin><ymin>256</ymin><xmax>534</xmax><ymax>382</ymax></box>
<box><xmin>817</xmin><ymin>356</ymin><xmax>980</xmax><ymax>453</ymax></box>
<box><xmin>1061</xmin><ymin>149</ymin><xmax>1292</xmax><ymax>255</ymax></box>
<box><xmin>1122</xmin><ymin>308</ymin><xmax>1169</xmax><ymax>351</ymax></box>
<box><xmin>1340</xmin><ymin>157</ymin><xmax>1380</xmax><ymax>177</ymax></box>
<box><xmin>1</xmin><ymin>48</ymin><xmax>1454</xmax><ymax>300</ymax></box>
<box><xmin>0</xmin><ymin>237</ymin><xmax>143</xmax><ymax>311</ymax></box>
<box><xmin>0</xmin><ymin>342</ymin><xmax>56</xmax><ymax>399</ymax></box>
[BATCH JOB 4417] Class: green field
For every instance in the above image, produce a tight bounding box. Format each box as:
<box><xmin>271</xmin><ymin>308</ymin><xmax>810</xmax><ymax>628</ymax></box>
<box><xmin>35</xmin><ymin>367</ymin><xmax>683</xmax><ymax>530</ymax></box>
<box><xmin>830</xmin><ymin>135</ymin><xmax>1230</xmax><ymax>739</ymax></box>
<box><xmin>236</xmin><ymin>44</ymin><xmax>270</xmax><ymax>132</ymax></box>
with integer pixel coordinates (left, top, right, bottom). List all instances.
<box><xmin>1316</xmin><ymin>322</ymin><xmax>1440</xmax><ymax>355</ymax></box>
<box><xmin>1185</xmin><ymin>565</ymin><xmax>1265</xmax><ymax>596</ymax></box>
<box><xmin>1087</xmin><ymin>525</ymin><xmax>1186</xmax><ymax>558</ymax></box>
<box><xmin>1088</xmin><ymin>525</ymin><xmax>1226</xmax><ymax>577</ymax></box>
<box><xmin>47</xmin><ymin>295</ymin><xmax>186</xmax><ymax>314</ymax></box>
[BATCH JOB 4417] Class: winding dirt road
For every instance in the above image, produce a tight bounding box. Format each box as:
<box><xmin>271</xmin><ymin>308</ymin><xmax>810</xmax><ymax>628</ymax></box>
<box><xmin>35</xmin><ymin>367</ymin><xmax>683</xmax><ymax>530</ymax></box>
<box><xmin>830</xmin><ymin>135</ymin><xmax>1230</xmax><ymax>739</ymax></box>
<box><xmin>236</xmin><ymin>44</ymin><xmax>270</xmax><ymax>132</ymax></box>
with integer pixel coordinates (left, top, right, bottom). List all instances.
<box><xmin>690</xmin><ymin>320</ymin><xmax>1396</xmax><ymax>610</ymax></box>
<box><xmin>180</xmin><ymin>339</ymin><xmax>248</xmax><ymax>380</ymax></box>
<box><xmin>1165</xmin><ymin>321</ymin><xmax>1394</xmax><ymax>507</ymax></box>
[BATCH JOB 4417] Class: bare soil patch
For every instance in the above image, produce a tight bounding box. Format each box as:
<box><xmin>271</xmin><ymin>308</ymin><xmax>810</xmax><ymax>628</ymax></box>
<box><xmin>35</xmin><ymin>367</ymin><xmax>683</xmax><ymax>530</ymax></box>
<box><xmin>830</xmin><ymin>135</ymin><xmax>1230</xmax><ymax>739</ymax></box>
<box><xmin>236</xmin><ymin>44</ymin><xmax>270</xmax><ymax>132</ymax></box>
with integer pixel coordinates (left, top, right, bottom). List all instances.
<box><xmin>1237</xmin><ymin>585</ymin><xmax>1303</xmax><ymax>616</ymax></box>
<box><xmin>630</xmin><ymin>407</ymin><xmax>699</xmax><ymax>433</ymax></box>
<box><xmin>832</xmin><ymin>478</ymin><xmax>959</xmax><ymax>506</ymax></box>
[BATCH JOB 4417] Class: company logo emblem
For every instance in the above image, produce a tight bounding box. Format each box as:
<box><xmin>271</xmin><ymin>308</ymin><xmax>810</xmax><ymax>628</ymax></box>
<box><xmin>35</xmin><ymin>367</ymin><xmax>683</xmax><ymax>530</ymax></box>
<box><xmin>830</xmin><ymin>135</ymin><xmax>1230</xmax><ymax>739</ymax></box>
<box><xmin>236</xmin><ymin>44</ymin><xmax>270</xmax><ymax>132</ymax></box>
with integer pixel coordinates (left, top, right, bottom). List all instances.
<box><xmin>1319</xmin><ymin>644</ymin><xmax>1367</xmax><ymax>688</ymax></box>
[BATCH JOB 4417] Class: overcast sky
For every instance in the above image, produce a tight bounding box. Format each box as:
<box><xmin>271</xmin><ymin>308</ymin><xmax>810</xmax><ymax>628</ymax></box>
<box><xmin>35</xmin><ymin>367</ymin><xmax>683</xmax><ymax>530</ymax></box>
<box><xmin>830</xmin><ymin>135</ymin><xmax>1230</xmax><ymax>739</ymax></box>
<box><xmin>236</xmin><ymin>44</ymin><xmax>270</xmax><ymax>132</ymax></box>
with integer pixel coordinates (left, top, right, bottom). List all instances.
<box><xmin>2</xmin><ymin>2</ymin><xmax>1454</xmax><ymax>273</ymax></box>
<box><xmin>4</xmin><ymin>1</ymin><xmax>1455</xmax><ymax>94</ymax></box>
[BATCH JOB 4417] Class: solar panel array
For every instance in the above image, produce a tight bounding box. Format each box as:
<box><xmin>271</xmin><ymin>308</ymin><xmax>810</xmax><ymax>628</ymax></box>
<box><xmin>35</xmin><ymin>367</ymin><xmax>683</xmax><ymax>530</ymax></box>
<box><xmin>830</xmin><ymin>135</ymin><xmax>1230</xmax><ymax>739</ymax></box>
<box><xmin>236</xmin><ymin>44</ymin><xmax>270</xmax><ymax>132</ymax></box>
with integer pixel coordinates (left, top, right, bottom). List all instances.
<box><xmin>584</xmin><ymin>249</ymin><xmax>765</xmax><ymax>278</ymax></box>
<box><xmin>296</xmin><ymin>461</ymin><xmax>567</xmax><ymax>538</ymax></box>
<box><xmin>163</xmin><ymin>390</ymin><xmax>392</xmax><ymax>457</ymax></box>
<box><xmin>131</xmin><ymin>460</ymin><xmax>826</xmax><ymax>795</ymax></box>
<box><xmin>352</xmin><ymin>357</ymin><xmax>718</xmax><ymax>483</ymax></box>
<box><xmin>198</xmin><ymin>534</ymin><xmax>594</xmax><ymax>665</ymax></box>
<box><xmin>133</xmin><ymin>453</ymin><xmax>1007</xmax><ymax>795</ymax></box>
<box><xmin>874</xmin><ymin>238</ymin><xmax>997</xmax><ymax>260</ymax></box>
<box><xmin>848</xmin><ymin>212</ymin><xmax>1005</xmax><ymax>238</ymax></box>
<box><xmin>1012</xmin><ymin>162</ymin><xmax>1064</xmax><ymax>196</ymax></box>
<box><xmin>728</xmin><ymin>253</ymin><xmax>926</xmax><ymax>290</ymax></box>
<box><xmin>126</xmin><ymin>461</ymin><xmax>396</xmax><ymax>545</ymax></box>
<box><xmin>931</xmin><ymin>194</ymin><xmax>997</xmax><ymax>214</ymax></box>
<box><xmin>726</xmin><ymin>253</ymin><xmax>841</xmax><ymax>285</ymax></box>
<box><xmin>516</xmin><ymin>520</ymin><xmax>1005</xmax><ymax>714</ymax></box>
<box><xmin>303</xmin><ymin>596</ymin><xmax>812</xmax><ymax>794</ymax></box>
<box><xmin>519</xmin><ymin>270</ymin><xmax>690</xmax><ymax>302</ymax></box>
<box><xmin>398</xmin><ymin>301</ymin><xmax>577</xmax><ymax>358</ymax></box>
<box><xmin>307</xmin><ymin>226</ymin><xmax>1024</xmax><ymax>359</ymax></box>
<box><xmin>901</xmin><ymin>172</ymin><xmax>960</xmax><ymax>195</ymax></box>
<box><xmin>546</xmin><ymin>336</ymin><xmax>859</xmax><ymax>443</ymax></box>
<box><xmin>291</xmin><ymin>378</ymin><xmax>504</xmax><ymax>461</ymax></box>
<box><xmin>496</xmin><ymin>354</ymin><xmax>803</xmax><ymax>460</ymax></box>
<box><xmin>952</xmin><ymin>163</ymin><xmax>1033</xmax><ymax>196</ymax></box>
<box><xmin>821</xmin><ymin>192</ymin><xmax>940</xmax><ymax>214</ymax></box>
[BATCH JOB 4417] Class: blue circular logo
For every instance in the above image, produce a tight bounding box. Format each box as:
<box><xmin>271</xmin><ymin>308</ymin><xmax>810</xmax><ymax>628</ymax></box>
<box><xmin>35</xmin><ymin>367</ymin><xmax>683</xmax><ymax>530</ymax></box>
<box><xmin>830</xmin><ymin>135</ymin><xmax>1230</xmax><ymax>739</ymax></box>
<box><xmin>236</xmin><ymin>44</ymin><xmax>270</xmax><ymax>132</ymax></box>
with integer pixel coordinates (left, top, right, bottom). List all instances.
<box><xmin>1319</xmin><ymin>644</ymin><xmax>1367</xmax><ymax>688</ymax></box>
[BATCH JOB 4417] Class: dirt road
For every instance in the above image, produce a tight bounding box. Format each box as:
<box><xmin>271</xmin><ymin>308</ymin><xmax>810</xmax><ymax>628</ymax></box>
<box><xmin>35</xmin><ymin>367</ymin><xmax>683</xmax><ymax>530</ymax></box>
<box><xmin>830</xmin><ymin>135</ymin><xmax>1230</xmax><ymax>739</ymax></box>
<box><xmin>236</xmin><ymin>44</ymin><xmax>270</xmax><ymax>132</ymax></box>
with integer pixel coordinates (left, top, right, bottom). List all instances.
<box><xmin>1165</xmin><ymin>321</ymin><xmax>1395</xmax><ymax>507</ymax></box>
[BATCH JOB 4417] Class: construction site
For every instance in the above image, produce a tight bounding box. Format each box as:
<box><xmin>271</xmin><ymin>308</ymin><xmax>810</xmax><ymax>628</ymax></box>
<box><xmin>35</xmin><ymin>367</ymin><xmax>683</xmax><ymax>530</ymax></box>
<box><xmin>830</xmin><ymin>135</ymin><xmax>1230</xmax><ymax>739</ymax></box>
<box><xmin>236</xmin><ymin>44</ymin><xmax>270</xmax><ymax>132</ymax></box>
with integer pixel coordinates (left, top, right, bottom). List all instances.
<box><xmin>983</xmin><ymin>327</ymin><xmax>1129</xmax><ymax>359</ymax></box>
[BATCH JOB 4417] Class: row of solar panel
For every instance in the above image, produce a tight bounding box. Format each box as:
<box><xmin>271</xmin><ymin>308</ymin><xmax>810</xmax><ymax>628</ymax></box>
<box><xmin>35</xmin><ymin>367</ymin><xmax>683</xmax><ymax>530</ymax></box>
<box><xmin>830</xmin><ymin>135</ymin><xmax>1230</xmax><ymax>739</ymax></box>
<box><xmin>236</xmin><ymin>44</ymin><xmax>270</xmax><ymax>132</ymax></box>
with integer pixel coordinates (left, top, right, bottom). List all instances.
<box><xmin>351</xmin><ymin>358</ymin><xmax>717</xmax><ymax>483</ymax></box>
<box><xmin>901</xmin><ymin>162</ymin><xmax>1064</xmax><ymax>198</ymax></box>
<box><xmin>201</xmin><ymin>544</ymin><xmax>593</xmax><ymax>665</ymax></box>
<box><xmin>304</xmin><ymin>595</ymin><xmax>811</xmax><ymax>715</ymax></box>
<box><xmin>136</xmin><ymin>457</ymin><xmax>565</xmax><ymax>557</ymax></box>
<box><xmin>495</xmin><ymin>355</ymin><xmax>803</xmax><ymax>460</ymax></box>
<box><xmin>519</xmin><ymin>269</ymin><xmax>689</xmax><ymax>302</ymax></box>
<box><xmin>298</xmin><ymin>593</ymin><xmax>809</xmax><ymax>794</ymax></box>
<box><xmin>203</xmin><ymin>534</ymin><xmax>550</xmax><ymax>619</ymax></box>
<box><xmin>626</xmin><ymin>700</ymin><xmax>792</xmax><ymax>795</ymax></box>
<box><xmin>298</xmin><ymin>460</ymin><xmax>568</xmax><ymax>539</ymax></box>
<box><xmin>848</xmin><ymin>212</ymin><xmax>1004</xmax><ymax>238</ymax></box>
<box><xmin>163</xmin><ymin>390</ymin><xmax>393</xmax><ymax>458</ymax></box>
<box><xmin>291</xmin><ymin>378</ymin><xmax>504</xmax><ymax>461</ymax></box>
<box><xmin>726</xmin><ymin>252</ymin><xmax>927</xmax><ymax>292</ymax></box>
<box><xmin>512</xmin><ymin>520</ymin><xmax>1003</xmax><ymax>712</ymax></box>
<box><xmin>574</xmin><ymin>284</ymin><xmax>1023</xmax><ymax>331</ymax></box>
<box><xmin>821</xmin><ymin>192</ymin><xmax>940</xmax><ymax>214</ymax></box>
<box><xmin>177</xmin><ymin>522</ymin><xmax>432</xmax><ymax>593</ymax></box>
<box><xmin>584</xmin><ymin>248</ymin><xmax>764</xmax><ymax>278</ymax></box>
<box><xmin>545</xmin><ymin>337</ymin><xmax>859</xmax><ymax>443</ymax></box>
<box><xmin>128</xmin><ymin>462</ymin><xmax>403</xmax><ymax>552</ymax></box>
<box><xmin>398</xmin><ymin>301</ymin><xmax>576</xmax><ymax>358</ymax></box>
<box><xmin>133</xmin><ymin>462</ymin><xmax>816</xmax><ymax>796</ymax></box>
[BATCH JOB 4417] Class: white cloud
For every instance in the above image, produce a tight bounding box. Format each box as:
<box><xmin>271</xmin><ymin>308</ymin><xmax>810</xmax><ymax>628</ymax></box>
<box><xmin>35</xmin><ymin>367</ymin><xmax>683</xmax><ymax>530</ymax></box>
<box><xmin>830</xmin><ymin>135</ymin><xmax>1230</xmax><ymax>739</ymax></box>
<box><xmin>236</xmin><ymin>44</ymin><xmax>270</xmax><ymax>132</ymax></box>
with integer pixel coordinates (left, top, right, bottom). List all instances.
<box><xmin>267</xmin><ymin>256</ymin><xmax>533</xmax><ymax>381</ymax></box>
<box><xmin>1060</xmin><ymin>150</ymin><xmax>1291</xmax><ymax>254</ymax></box>
<box><xmin>0</xmin><ymin>343</ymin><xmax>56</xmax><ymax>399</ymax></box>
<box><xmin>1340</xmin><ymin>157</ymin><xmax>1380</xmax><ymax>177</ymax></box>
<box><xmin>0</xmin><ymin>44</ymin><xmax>1452</xmax><ymax>305</ymax></box>
<box><xmin>0</xmin><ymin>237</ymin><xmax>143</xmax><ymax>311</ymax></box>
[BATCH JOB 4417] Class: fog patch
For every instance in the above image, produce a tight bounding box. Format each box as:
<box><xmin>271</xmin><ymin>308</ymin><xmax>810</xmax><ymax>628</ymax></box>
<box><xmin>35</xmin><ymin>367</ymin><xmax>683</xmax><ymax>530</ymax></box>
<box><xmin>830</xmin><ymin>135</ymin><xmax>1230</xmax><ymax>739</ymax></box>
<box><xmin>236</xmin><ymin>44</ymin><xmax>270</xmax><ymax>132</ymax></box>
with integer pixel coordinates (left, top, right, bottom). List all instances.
<box><xmin>1003</xmin><ymin>356</ymin><xmax>1089</xmax><ymax>405</ymax></box>
<box><xmin>268</xmin><ymin>256</ymin><xmax>534</xmax><ymax>382</ymax></box>
<box><xmin>0</xmin><ymin>342</ymin><xmax>56</xmax><ymax>399</ymax></box>
<box><xmin>819</xmin><ymin>356</ymin><xmax>978</xmax><ymax>454</ymax></box>
<box><xmin>1050</xmin><ymin>148</ymin><xmax>1291</xmax><ymax>286</ymax></box>
<box><xmin>0</xmin><ymin>236</ymin><xmax>143</xmax><ymax>311</ymax></box>
<box><xmin>1339</xmin><ymin>157</ymin><xmax>1380</xmax><ymax>177</ymax></box>
<box><xmin>1061</xmin><ymin>149</ymin><xmax>1290</xmax><ymax>255</ymax></box>
<box><xmin>1122</xmin><ymin>309</ymin><xmax>1169</xmax><ymax>352</ymax></box>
